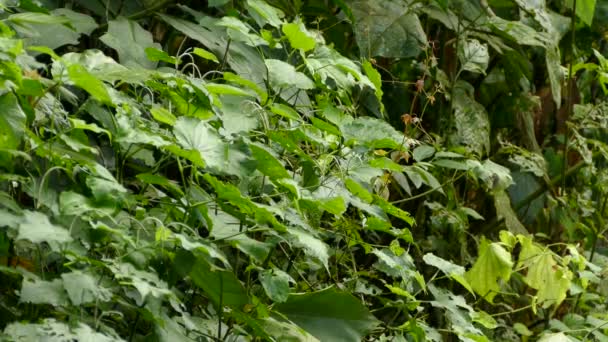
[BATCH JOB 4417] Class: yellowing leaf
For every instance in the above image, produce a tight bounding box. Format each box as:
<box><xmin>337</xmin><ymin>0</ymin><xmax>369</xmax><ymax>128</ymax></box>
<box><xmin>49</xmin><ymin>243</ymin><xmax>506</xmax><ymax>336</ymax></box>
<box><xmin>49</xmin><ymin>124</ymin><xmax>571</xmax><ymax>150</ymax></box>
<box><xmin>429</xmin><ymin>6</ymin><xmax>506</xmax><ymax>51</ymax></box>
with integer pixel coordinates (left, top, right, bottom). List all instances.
<box><xmin>465</xmin><ymin>239</ymin><xmax>512</xmax><ymax>303</ymax></box>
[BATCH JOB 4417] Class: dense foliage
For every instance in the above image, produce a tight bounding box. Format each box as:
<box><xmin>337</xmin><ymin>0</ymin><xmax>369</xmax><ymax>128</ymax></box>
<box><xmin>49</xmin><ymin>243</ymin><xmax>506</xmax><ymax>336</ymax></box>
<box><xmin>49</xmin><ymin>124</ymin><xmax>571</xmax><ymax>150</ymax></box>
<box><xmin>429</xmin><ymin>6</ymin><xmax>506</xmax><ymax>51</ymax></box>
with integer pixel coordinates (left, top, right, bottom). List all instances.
<box><xmin>1</xmin><ymin>0</ymin><xmax>608</xmax><ymax>340</ymax></box>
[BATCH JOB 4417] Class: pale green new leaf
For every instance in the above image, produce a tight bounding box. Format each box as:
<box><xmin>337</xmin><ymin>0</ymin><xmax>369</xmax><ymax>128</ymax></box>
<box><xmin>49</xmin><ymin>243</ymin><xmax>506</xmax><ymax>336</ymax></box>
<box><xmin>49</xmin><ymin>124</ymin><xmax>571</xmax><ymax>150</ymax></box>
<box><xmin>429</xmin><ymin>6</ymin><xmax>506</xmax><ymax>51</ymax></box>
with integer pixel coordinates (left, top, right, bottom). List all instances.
<box><xmin>282</xmin><ymin>22</ymin><xmax>315</xmax><ymax>52</ymax></box>
<box><xmin>174</xmin><ymin>117</ymin><xmax>225</xmax><ymax>170</ymax></box>
<box><xmin>465</xmin><ymin>239</ymin><xmax>513</xmax><ymax>303</ymax></box>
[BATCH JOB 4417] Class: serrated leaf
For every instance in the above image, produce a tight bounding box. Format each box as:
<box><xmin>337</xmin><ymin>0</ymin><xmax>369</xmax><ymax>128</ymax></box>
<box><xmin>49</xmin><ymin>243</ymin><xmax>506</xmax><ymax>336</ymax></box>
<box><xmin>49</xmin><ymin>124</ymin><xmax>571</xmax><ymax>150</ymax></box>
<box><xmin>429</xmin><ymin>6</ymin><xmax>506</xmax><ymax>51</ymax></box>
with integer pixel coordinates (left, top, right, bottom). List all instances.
<box><xmin>275</xmin><ymin>287</ymin><xmax>380</xmax><ymax>342</ymax></box>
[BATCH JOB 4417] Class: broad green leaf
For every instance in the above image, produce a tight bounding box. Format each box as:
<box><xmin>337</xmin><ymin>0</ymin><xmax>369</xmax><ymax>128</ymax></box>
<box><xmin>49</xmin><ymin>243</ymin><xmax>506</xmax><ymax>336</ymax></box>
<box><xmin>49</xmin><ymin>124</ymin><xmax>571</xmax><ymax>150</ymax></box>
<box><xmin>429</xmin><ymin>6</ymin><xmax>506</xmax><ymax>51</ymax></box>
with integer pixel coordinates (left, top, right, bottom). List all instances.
<box><xmin>458</xmin><ymin>39</ymin><xmax>489</xmax><ymax>74</ymax></box>
<box><xmin>470</xmin><ymin>310</ymin><xmax>497</xmax><ymax>329</ymax></box>
<box><xmin>250</xmin><ymin>143</ymin><xmax>290</xmax><ymax>180</ymax></box>
<box><xmin>61</xmin><ymin>270</ymin><xmax>111</xmax><ymax>305</ymax></box>
<box><xmin>192</xmin><ymin>47</ymin><xmax>219</xmax><ymax>63</ymax></box>
<box><xmin>449</xmin><ymin>81</ymin><xmax>490</xmax><ymax>156</ymax></box>
<box><xmin>413</xmin><ymin>145</ymin><xmax>435</xmax><ymax>162</ymax></box>
<box><xmin>174</xmin><ymin>117</ymin><xmax>225</xmax><ymax>170</ymax></box>
<box><xmin>424</xmin><ymin>253</ymin><xmax>474</xmax><ymax>294</ymax></box>
<box><xmin>545</xmin><ymin>45</ymin><xmax>563</xmax><ymax>108</ymax></box>
<box><xmin>566</xmin><ymin>0</ymin><xmax>596</xmax><ymax>26</ymax></box>
<box><xmin>59</xmin><ymin>191</ymin><xmax>99</xmax><ymax>216</ymax></box>
<box><xmin>20</xmin><ymin>278</ymin><xmax>69</xmax><ymax>306</ymax></box>
<box><xmin>487</xmin><ymin>16</ymin><xmax>549</xmax><ymax>47</ymax></box>
<box><xmin>275</xmin><ymin>287</ymin><xmax>380</xmax><ymax>342</ymax></box>
<box><xmin>246</xmin><ymin>0</ymin><xmax>285</xmax><ymax>28</ymax></box>
<box><xmin>341</xmin><ymin>116</ymin><xmax>410</xmax><ymax>149</ymax></box>
<box><xmin>373</xmin><ymin>196</ymin><xmax>415</xmax><ymax>226</ymax></box>
<box><xmin>204</xmin><ymin>174</ymin><xmax>286</xmax><ymax>231</ymax></box>
<box><xmin>265</xmin><ymin>59</ymin><xmax>314</xmax><ymax>90</ymax></box>
<box><xmin>345</xmin><ymin>178</ymin><xmax>373</xmax><ymax>203</ymax></box>
<box><xmin>17</xmin><ymin>211</ymin><xmax>72</xmax><ymax>246</ymax></box>
<box><xmin>289</xmin><ymin>228</ymin><xmax>329</xmax><ymax>268</ymax></box>
<box><xmin>67</xmin><ymin>64</ymin><xmax>112</xmax><ymax>105</ymax></box>
<box><xmin>4</xmin><ymin>319</ymin><xmax>120</xmax><ymax>342</ymax></box>
<box><xmin>282</xmin><ymin>22</ymin><xmax>315</xmax><ymax>52</ymax></box>
<box><xmin>190</xmin><ymin>258</ymin><xmax>249</xmax><ymax>309</ymax></box>
<box><xmin>0</xmin><ymin>93</ymin><xmax>26</xmax><ymax>167</ymax></box>
<box><xmin>100</xmin><ymin>17</ymin><xmax>161</xmax><ymax>69</ymax></box>
<box><xmin>259</xmin><ymin>268</ymin><xmax>292</xmax><ymax>303</ymax></box>
<box><xmin>518</xmin><ymin>236</ymin><xmax>571</xmax><ymax>308</ymax></box>
<box><xmin>471</xmin><ymin>159</ymin><xmax>513</xmax><ymax>193</ymax></box>
<box><xmin>465</xmin><ymin>239</ymin><xmax>513</xmax><ymax>303</ymax></box>
<box><xmin>348</xmin><ymin>0</ymin><xmax>427</xmax><ymax>58</ymax></box>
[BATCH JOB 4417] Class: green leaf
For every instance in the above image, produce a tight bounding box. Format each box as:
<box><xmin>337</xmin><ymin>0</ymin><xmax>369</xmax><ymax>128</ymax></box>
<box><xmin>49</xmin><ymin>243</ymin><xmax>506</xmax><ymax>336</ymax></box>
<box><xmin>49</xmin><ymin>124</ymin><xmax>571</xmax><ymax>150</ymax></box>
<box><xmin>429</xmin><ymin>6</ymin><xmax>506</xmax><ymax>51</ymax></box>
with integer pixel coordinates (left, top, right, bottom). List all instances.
<box><xmin>341</xmin><ymin>116</ymin><xmax>410</xmax><ymax>149</ymax></box>
<box><xmin>348</xmin><ymin>0</ymin><xmax>427</xmax><ymax>58</ymax></box>
<box><xmin>246</xmin><ymin>0</ymin><xmax>285</xmax><ymax>28</ymax></box>
<box><xmin>17</xmin><ymin>211</ymin><xmax>72</xmax><ymax>246</ymax></box>
<box><xmin>282</xmin><ymin>22</ymin><xmax>315</xmax><ymax>52</ymax></box>
<box><xmin>145</xmin><ymin>47</ymin><xmax>179</xmax><ymax>65</ymax></box>
<box><xmin>567</xmin><ymin>0</ymin><xmax>596</xmax><ymax>26</ymax></box>
<box><xmin>250</xmin><ymin>143</ymin><xmax>290</xmax><ymax>180</ymax></box>
<box><xmin>192</xmin><ymin>47</ymin><xmax>219</xmax><ymax>63</ymax></box>
<box><xmin>424</xmin><ymin>253</ymin><xmax>474</xmax><ymax>294</ymax></box>
<box><xmin>288</xmin><ymin>228</ymin><xmax>329</xmax><ymax>268</ymax></box>
<box><xmin>9</xmin><ymin>12</ymin><xmax>70</xmax><ymax>25</ymax></box>
<box><xmin>449</xmin><ymin>81</ymin><xmax>490</xmax><ymax>156</ymax></box>
<box><xmin>174</xmin><ymin>117</ymin><xmax>225</xmax><ymax>170</ymax></box>
<box><xmin>275</xmin><ymin>287</ymin><xmax>380</xmax><ymax>342</ymax></box>
<box><xmin>20</xmin><ymin>278</ymin><xmax>69</xmax><ymax>306</ymax></box>
<box><xmin>150</xmin><ymin>106</ymin><xmax>177</xmax><ymax>126</ymax></box>
<box><xmin>458</xmin><ymin>39</ymin><xmax>489</xmax><ymax>74</ymax></box>
<box><xmin>413</xmin><ymin>145</ymin><xmax>435</xmax><ymax>162</ymax></box>
<box><xmin>362</xmin><ymin>59</ymin><xmax>384</xmax><ymax>104</ymax></box>
<box><xmin>67</xmin><ymin>64</ymin><xmax>112</xmax><ymax>105</ymax></box>
<box><xmin>5</xmin><ymin>319</ymin><xmax>119</xmax><ymax>342</ymax></box>
<box><xmin>100</xmin><ymin>17</ymin><xmax>161</xmax><ymax>69</ymax></box>
<box><xmin>61</xmin><ymin>270</ymin><xmax>111</xmax><ymax>305</ymax></box>
<box><xmin>270</xmin><ymin>103</ymin><xmax>301</xmax><ymax>121</ymax></box>
<box><xmin>265</xmin><ymin>59</ymin><xmax>315</xmax><ymax>90</ymax></box>
<box><xmin>259</xmin><ymin>268</ymin><xmax>291</xmax><ymax>303</ymax></box>
<box><xmin>190</xmin><ymin>258</ymin><xmax>249</xmax><ymax>309</ymax></box>
<box><xmin>518</xmin><ymin>236</ymin><xmax>571</xmax><ymax>308</ymax></box>
<box><xmin>0</xmin><ymin>93</ymin><xmax>26</xmax><ymax>166</ymax></box>
<box><xmin>345</xmin><ymin>178</ymin><xmax>373</xmax><ymax>203</ymax></box>
<box><xmin>465</xmin><ymin>239</ymin><xmax>513</xmax><ymax>303</ymax></box>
